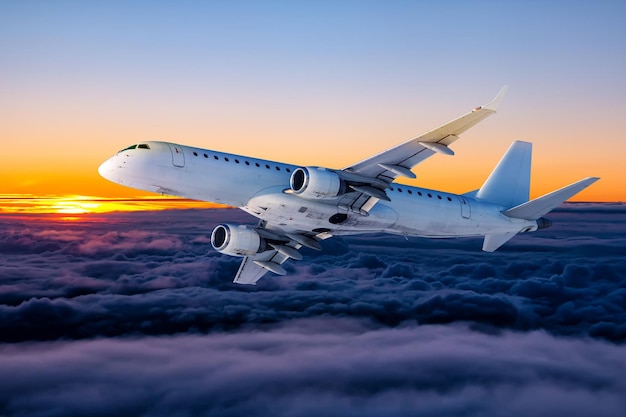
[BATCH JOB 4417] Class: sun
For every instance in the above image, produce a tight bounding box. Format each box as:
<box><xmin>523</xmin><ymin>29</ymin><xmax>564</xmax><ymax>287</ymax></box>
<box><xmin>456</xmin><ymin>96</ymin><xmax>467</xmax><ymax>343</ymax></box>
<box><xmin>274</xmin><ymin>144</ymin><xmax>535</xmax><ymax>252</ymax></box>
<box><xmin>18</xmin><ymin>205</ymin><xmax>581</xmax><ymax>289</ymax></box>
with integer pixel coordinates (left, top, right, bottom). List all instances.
<box><xmin>50</xmin><ymin>197</ymin><xmax>102</xmax><ymax>214</ymax></box>
<box><xmin>0</xmin><ymin>195</ymin><xmax>225</xmax><ymax>218</ymax></box>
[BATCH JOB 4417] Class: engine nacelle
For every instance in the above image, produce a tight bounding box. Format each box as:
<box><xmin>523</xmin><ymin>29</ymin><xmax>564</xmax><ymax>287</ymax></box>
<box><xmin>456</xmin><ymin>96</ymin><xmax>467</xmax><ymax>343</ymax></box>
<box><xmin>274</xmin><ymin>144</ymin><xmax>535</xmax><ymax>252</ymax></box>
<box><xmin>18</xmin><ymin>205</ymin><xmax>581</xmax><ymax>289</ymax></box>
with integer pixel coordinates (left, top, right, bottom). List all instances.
<box><xmin>290</xmin><ymin>166</ymin><xmax>342</xmax><ymax>200</ymax></box>
<box><xmin>210</xmin><ymin>223</ymin><xmax>263</xmax><ymax>257</ymax></box>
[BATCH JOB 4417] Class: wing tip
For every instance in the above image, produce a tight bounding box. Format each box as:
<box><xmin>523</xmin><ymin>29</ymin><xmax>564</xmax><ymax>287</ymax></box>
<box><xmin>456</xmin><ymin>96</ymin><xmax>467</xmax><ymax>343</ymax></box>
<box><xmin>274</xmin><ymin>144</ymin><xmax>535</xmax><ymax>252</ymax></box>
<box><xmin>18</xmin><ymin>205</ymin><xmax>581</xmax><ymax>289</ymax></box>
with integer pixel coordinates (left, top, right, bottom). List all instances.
<box><xmin>482</xmin><ymin>85</ymin><xmax>509</xmax><ymax>112</ymax></box>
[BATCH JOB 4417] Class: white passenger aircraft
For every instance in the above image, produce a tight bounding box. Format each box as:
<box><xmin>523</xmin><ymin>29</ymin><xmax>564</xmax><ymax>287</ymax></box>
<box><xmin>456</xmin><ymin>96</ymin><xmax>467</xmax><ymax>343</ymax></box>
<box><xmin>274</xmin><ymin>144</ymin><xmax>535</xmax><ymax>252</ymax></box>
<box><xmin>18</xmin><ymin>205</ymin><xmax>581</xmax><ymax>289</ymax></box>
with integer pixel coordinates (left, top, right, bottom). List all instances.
<box><xmin>99</xmin><ymin>88</ymin><xmax>598</xmax><ymax>284</ymax></box>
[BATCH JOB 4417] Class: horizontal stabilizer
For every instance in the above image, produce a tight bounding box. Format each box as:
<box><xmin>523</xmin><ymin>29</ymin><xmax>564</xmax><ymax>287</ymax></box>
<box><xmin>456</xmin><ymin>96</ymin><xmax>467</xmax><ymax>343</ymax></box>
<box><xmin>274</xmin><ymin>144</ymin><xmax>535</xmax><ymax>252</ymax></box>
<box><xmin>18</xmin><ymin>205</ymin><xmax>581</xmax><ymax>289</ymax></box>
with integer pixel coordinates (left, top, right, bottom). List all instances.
<box><xmin>482</xmin><ymin>232</ymin><xmax>517</xmax><ymax>252</ymax></box>
<box><xmin>504</xmin><ymin>177</ymin><xmax>600</xmax><ymax>220</ymax></box>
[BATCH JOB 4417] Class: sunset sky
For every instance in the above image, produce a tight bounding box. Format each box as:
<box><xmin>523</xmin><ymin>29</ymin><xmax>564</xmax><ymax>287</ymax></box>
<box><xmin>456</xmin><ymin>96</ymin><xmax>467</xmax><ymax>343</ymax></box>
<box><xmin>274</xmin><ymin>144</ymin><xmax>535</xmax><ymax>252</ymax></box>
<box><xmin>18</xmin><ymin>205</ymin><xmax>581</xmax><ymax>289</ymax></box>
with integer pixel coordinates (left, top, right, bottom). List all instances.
<box><xmin>1</xmin><ymin>0</ymin><xmax>625</xmax><ymax>212</ymax></box>
<box><xmin>2</xmin><ymin>3</ymin><xmax>626</xmax><ymax>413</ymax></box>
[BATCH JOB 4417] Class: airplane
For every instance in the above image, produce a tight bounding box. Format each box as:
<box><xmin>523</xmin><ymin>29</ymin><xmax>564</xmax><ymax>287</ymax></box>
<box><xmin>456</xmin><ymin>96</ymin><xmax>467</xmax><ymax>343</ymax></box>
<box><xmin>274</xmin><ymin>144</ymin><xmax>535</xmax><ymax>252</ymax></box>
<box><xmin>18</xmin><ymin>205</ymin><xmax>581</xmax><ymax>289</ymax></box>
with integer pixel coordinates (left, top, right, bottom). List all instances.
<box><xmin>98</xmin><ymin>87</ymin><xmax>599</xmax><ymax>284</ymax></box>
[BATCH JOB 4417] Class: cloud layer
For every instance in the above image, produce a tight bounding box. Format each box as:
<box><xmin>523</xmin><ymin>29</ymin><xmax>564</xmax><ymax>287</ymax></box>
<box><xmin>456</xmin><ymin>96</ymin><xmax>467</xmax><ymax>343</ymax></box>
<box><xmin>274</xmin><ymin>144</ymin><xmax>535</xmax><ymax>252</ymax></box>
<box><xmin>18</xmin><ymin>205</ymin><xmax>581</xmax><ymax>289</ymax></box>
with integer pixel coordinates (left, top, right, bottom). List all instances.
<box><xmin>1</xmin><ymin>320</ymin><xmax>626</xmax><ymax>417</ymax></box>
<box><xmin>1</xmin><ymin>204</ymin><xmax>625</xmax><ymax>416</ymax></box>
<box><xmin>1</xmin><ymin>204</ymin><xmax>625</xmax><ymax>343</ymax></box>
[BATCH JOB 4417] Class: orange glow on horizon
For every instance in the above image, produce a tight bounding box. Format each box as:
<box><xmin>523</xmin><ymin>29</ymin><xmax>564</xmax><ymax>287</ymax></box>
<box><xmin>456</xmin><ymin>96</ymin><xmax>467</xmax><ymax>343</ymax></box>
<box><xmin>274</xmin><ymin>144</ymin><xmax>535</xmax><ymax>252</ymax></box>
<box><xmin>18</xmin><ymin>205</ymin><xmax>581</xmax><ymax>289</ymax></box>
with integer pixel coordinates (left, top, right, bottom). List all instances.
<box><xmin>2</xmin><ymin>2</ymin><xmax>625</xmax><ymax>205</ymax></box>
<box><xmin>1</xmin><ymin>127</ymin><xmax>620</xmax><ymax>202</ymax></box>
<box><xmin>0</xmin><ymin>195</ymin><xmax>226</xmax><ymax>217</ymax></box>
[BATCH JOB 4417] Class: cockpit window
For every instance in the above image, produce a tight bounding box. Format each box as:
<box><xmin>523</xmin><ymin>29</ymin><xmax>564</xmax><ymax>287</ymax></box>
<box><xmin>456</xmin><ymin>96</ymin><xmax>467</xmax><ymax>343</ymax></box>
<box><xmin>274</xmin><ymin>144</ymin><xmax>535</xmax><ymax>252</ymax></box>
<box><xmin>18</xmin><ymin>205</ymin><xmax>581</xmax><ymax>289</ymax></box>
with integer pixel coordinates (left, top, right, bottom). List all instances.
<box><xmin>119</xmin><ymin>144</ymin><xmax>137</xmax><ymax>152</ymax></box>
<box><xmin>118</xmin><ymin>143</ymin><xmax>150</xmax><ymax>153</ymax></box>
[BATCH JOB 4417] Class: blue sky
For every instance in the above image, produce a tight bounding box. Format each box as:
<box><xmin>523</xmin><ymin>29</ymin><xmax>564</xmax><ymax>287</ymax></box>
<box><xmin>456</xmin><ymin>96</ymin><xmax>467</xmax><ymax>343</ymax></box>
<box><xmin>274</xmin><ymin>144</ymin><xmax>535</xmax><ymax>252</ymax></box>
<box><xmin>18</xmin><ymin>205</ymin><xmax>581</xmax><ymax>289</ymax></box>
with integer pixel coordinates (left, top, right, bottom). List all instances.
<box><xmin>4</xmin><ymin>0</ymin><xmax>623</xmax><ymax>96</ymax></box>
<box><xmin>1</xmin><ymin>0</ymin><xmax>624</xmax><ymax>200</ymax></box>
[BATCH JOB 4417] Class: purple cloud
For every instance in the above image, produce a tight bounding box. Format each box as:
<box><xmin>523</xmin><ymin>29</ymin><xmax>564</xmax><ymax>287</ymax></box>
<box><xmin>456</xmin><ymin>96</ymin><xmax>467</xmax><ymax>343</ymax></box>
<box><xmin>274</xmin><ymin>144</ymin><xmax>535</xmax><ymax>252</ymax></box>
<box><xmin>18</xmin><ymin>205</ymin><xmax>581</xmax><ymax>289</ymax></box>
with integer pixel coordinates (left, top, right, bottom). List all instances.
<box><xmin>0</xmin><ymin>204</ymin><xmax>625</xmax><ymax>343</ymax></box>
<box><xmin>0</xmin><ymin>320</ymin><xmax>625</xmax><ymax>417</ymax></box>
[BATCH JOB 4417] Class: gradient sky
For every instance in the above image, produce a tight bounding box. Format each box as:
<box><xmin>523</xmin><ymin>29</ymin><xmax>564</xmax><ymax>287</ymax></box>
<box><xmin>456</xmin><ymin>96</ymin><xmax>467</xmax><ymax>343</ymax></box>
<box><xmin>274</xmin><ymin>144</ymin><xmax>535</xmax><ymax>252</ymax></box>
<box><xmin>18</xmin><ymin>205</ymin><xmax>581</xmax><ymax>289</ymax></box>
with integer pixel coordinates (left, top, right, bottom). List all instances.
<box><xmin>1</xmin><ymin>0</ymin><xmax>625</xmax><ymax>203</ymax></box>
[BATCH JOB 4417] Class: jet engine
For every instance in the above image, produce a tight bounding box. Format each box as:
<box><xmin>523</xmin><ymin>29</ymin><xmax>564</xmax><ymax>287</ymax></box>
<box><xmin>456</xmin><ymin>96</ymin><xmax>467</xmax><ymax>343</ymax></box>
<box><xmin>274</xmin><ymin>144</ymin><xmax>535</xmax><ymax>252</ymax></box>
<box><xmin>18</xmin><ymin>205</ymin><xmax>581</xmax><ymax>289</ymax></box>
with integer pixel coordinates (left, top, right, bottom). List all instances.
<box><xmin>210</xmin><ymin>223</ymin><xmax>264</xmax><ymax>257</ymax></box>
<box><xmin>290</xmin><ymin>167</ymin><xmax>342</xmax><ymax>200</ymax></box>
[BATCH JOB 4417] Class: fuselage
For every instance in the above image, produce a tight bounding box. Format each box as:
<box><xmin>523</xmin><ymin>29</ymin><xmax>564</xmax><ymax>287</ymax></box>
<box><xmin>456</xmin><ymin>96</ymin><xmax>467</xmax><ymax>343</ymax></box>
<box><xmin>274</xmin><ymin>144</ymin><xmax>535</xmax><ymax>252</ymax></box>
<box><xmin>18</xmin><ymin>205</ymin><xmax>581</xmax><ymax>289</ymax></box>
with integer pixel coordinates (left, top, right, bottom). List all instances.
<box><xmin>98</xmin><ymin>141</ymin><xmax>537</xmax><ymax>239</ymax></box>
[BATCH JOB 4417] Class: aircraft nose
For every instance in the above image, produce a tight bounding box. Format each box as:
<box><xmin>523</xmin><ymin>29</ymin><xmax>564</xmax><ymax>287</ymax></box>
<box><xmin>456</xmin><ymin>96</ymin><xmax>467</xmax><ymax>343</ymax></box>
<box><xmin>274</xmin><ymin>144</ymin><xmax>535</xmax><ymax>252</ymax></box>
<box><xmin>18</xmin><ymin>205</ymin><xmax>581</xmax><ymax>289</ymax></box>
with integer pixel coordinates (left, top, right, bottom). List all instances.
<box><xmin>98</xmin><ymin>156</ymin><xmax>119</xmax><ymax>182</ymax></box>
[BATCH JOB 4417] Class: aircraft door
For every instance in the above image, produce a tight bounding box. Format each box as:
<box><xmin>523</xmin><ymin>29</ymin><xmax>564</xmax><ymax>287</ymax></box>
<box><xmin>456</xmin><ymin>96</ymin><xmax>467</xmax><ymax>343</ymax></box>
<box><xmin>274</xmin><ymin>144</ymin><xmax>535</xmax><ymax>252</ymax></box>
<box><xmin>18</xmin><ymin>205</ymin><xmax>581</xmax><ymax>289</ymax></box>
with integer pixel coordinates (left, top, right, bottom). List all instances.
<box><xmin>459</xmin><ymin>197</ymin><xmax>471</xmax><ymax>219</ymax></box>
<box><xmin>168</xmin><ymin>144</ymin><xmax>185</xmax><ymax>167</ymax></box>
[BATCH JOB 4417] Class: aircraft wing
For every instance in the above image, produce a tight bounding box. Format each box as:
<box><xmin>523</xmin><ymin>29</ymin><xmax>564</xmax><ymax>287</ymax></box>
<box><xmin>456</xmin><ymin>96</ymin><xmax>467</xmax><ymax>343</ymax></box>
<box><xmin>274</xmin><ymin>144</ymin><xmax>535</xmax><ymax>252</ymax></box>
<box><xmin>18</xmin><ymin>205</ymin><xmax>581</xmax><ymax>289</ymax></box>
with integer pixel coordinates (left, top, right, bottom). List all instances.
<box><xmin>331</xmin><ymin>87</ymin><xmax>507</xmax><ymax>215</ymax></box>
<box><xmin>234</xmin><ymin>251</ymin><xmax>289</xmax><ymax>285</ymax></box>
<box><xmin>233</xmin><ymin>221</ymin><xmax>327</xmax><ymax>285</ymax></box>
<box><xmin>343</xmin><ymin>86</ymin><xmax>507</xmax><ymax>181</ymax></box>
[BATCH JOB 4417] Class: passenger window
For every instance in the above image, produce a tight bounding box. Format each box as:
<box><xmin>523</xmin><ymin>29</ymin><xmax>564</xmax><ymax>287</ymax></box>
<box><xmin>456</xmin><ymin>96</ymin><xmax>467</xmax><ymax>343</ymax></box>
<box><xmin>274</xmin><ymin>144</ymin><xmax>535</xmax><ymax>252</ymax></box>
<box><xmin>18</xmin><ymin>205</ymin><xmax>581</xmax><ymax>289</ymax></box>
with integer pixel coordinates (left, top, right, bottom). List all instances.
<box><xmin>428</xmin><ymin>193</ymin><xmax>432</xmax><ymax>198</ymax></box>
<box><xmin>437</xmin><ymin>195</ymin><xmax>442</xmax><ymax>199</ymax></box>
<box><xmin>235</xmin><ymin>159</ymin><xmax>240</xmax><ymax>164</ymax></box>
<box><xmin>408</xmin><ymin>190</ymin><xmax>412</xmax><ymax>194</ymax></box>
<box><xmin>214</xmin><ymin>155</ymin><xmax>219</xmax><ymax>160</ymax></box>
<box><xmin>275</xmin><ymin>166</ymin><xmax>280</xmax><ymax>171</ymax></box>
<box><xmin>255</xmin><ymin>162</ymin><xmax>260</xmax><ymax>167</ymax></box>
<box><xmin>418</xmin><ymin>191</ymin><xmax>422</xmax><ymax>196</ymax></box>
<box><xmin>204</xmin><ymin>153</ymin><xmax>208</xmax><ymax>158</ymax></box>
<box><xmin>193</xmin><ymin>152</ymin><xmax>198</xmax><ymax>156</ymax></box>
<box><xmin>286</xmin><ymin>168</ymin><xmax>291</xmax><ymax>173</ymax></box>
<box><xmin>265</xmin><ymin>164</ymin><xmax>270</xmax><ymax>169</ymax></box>
<box><xmin>225</xmin><ymin>157</ymin><xmax>229</xmax><ymax>162</ymax></box>
<box><xmin>245</xmin><ymin>161</ymin><xmax>250</xmax><ymax>165</ymax></box>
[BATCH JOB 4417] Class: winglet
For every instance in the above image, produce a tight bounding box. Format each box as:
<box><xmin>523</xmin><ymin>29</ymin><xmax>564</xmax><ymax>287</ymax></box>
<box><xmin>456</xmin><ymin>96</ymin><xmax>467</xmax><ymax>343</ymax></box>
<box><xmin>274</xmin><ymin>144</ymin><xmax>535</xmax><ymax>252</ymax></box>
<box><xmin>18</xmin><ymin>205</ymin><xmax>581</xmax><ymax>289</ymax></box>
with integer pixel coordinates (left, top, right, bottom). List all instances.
<box><xmin>482</xmin><ymin>86</ymin><xmax>508</xmax><ymax>112</ymax></box>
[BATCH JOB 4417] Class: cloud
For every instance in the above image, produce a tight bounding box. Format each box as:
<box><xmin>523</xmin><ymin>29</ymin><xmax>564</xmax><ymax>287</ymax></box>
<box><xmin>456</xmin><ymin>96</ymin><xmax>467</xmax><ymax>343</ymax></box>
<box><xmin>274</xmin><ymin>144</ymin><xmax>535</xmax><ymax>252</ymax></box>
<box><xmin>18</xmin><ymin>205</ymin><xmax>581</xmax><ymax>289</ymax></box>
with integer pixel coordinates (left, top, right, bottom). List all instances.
<box><xmin>0</xmin><ymin>320</ymin><xmax>625</xmax><ymax>417</ymax></box>
<box><xmin>0</xmin><ymin>204</ymin><xmax>625</xmax><ymax>343</ymax></box>
<box><xmin>75</xmin><ymin>230</ymin><xmax>184</xmax><ymax>256</ymax></box>
<box><xmin>1</xmin><ymin>204</ymin><xmax>625</xmax><ymax>415</ymax></box>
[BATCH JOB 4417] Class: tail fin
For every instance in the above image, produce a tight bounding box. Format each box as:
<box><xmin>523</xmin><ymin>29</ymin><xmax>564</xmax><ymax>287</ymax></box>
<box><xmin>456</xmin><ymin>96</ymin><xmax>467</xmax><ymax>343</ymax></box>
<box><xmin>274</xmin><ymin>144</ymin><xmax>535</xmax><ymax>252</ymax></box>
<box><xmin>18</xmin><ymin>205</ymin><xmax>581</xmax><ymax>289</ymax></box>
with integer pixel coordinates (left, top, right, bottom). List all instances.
<box><xmin>476</xmin><ymin>141</ymin><xmax>532</xmax><ymax>208</ymax></box>
<box><xmin>482</xmin><ymin>177</ymin><xmax>599</xmax><ymax>252</ymax></box>
<box><xmin>477</xmin><ymin>141</ymin><xmax>599</xmax><ymax>252</ymax></box>
<box><xmin>503</xmin><ymin>177</ymin><xmax>600</xmax><ymax>220</ymax></box>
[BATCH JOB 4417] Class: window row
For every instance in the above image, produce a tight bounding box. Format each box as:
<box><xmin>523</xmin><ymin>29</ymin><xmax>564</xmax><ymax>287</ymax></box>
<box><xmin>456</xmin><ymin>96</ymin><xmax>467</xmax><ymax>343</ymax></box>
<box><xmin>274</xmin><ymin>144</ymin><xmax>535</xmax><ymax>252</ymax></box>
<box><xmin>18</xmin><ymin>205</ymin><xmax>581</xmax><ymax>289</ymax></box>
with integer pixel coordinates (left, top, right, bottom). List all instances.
<box><xmin>389</xmin><ymin>186</ymin><xmax>453</xmax><ymax>202</ymax></box>
<box><xmin>185</xmin><ymin>150</ymin><xmax>451</xmax><ymax>202</ymax></box>
<box><xmin>190</xmin><ymin>151</ymin><xmax>291</xmax><ymax>172</ymax></box>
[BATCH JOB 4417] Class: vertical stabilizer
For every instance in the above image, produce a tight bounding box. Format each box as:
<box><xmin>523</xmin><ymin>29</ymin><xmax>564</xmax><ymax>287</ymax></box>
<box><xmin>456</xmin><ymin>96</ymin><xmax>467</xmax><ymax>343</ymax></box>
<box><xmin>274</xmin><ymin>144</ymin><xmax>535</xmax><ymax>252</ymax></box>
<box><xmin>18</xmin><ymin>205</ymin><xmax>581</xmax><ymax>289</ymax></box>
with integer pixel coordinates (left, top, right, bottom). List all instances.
<box><xmin>476</xmin><ymin>141</ymin><xmax>531</xmax><ymax>208</ymax></box>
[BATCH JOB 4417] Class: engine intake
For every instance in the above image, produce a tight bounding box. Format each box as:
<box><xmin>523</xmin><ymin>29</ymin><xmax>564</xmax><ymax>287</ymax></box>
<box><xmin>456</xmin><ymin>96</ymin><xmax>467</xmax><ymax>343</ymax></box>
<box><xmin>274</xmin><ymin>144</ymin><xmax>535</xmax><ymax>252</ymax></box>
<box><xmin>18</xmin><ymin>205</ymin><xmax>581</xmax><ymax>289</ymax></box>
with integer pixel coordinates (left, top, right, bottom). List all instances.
<box><xmin>211</xmin><ymin>224</ymin><xmax>264</xmax><ymax>257</ymax></box>
<box><xmin>290</xmin><ymin>167</ymin><xmax>342</xmax><ymax>200</ymax></box>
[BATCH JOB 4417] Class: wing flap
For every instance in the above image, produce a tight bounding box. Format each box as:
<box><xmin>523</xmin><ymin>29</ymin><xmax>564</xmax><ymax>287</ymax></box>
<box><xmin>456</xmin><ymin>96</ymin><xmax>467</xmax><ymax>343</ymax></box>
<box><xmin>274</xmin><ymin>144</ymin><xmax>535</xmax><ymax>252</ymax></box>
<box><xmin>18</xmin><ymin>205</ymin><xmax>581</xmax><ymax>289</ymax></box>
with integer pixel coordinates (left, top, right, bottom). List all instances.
<box><xmin>234</xmin><ymin>256</ymin><xmax>270</xmax><ymax>285</ymax></box>
<box><xmin>234</xmin><ymin>250</ymin><xmax>290</xmax><ymax>285</ymax></box>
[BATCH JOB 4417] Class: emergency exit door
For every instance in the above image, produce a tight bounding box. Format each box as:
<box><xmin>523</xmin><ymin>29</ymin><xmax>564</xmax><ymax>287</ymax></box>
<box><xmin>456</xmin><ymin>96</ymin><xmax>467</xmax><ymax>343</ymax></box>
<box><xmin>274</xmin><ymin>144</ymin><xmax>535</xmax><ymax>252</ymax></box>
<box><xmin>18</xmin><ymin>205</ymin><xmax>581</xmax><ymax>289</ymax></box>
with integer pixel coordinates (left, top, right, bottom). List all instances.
<box><xmin>459</xmin><ymin>197</ymin><xmax>471</xmax><ymax>219</ymax></box>
<box><xmin>168</xmin><ymin>144</ymin><xmax>185</xmax><ymax>167</ymax></box>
